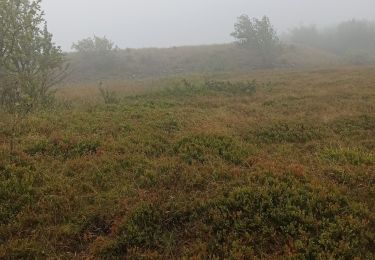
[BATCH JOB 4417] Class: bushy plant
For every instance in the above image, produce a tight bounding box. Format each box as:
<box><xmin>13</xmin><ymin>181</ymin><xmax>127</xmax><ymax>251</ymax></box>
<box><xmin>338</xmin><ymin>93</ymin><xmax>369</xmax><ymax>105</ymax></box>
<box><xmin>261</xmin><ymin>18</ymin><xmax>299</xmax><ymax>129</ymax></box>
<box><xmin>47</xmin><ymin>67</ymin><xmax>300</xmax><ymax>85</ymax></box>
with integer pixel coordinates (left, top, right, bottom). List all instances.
<box><xmin>26</xmin><ymin>138</ymin><xmax>100</xmax><ymax>159</ymax></box>
<box><xmin>321</xmin><ymin>146</ymin><xmax>374</xmax><ymax>166</ymax></box>
<box><xmin>253</xmin><ymin>122</ymin><xmax>323</xmax><ymax>143</ymax></box>
<box><xmin>175</xmin><ymin>134</ymin><xmax>248</xmax><ymax>165</ymax></box>
<box><xmin>105</xmin><ymin>173</ymin><xmax>373</xmax><ymax>259</ymax></box>
<box><xmin>0</xmin><ymin>0</ymin><xmax>66</xmax><ymax>113</ymax></box>
<box><xmin>161</xmin><ymin>79</ymin><xmax>257</xmax><ymax>97</ymax></box>
<box><xmin>231</xmin><ymin>15</ymin><xmax>281</xmax><ymax>67</ymax></box>
<box><xmin>288</xmin><ymin>19</ymin><xmax>375</xmax><ymax>63</ymax></box>
<box><xmin>99</xmin><ymin>87</ymin><xmax>119</xmax><ymax>104</ymax></box>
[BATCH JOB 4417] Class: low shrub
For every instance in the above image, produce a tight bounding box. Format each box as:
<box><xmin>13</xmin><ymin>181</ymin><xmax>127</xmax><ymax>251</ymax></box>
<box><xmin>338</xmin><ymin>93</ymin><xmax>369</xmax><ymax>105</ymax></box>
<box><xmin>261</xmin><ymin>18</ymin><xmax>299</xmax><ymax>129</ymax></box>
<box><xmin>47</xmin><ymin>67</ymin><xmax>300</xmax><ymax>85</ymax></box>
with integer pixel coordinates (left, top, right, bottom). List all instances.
<box><xmin>104</xmin><ymin>172</ymin><xmax>373</xmax><ymax>258</ymax></box>
<box><xmin>99</xmin><ymin>87</ymin><xmax>119</xmax><ymax>104</ymax></box>
<box><xmin>155</xmin><ymin>118</ymin><xmax>180</xmax><ymax>133</ymax></box>
<box><xmin>203</xmin><ymin>80</ymin><xmax>257</xmax><ymax>95</ymax></box>
<box><xmin>26</xmin><ymin>138</ymin><xmax>100</xmax><ymax>159</ymax></box>
<box><xmin>320</xmin><ymin>146</ymin><xmax>374</xmax><ymax>166</ymax></box>
<box><xmin>252</xmin><ymin>122</ymin><xmax>323</xmax><ymax>143</ymax></box>
<box><xmin>0</xmin><ymin>165</ymin><xmax>41</xmax><ymax>226</ymax></box>
<box><xmin>161</xmin><ymin>79</ymin><xmax>257</xmax><ymax>97</ymax></box>
<box><xmin>330</xmin><ymin>115</ymin><xmax>375</xmax><ymax>137</ymax></box>
<box><xmin>175</xmin><ymin>134</ymin><xmax>248</xmax><ymax>165</ymax></box>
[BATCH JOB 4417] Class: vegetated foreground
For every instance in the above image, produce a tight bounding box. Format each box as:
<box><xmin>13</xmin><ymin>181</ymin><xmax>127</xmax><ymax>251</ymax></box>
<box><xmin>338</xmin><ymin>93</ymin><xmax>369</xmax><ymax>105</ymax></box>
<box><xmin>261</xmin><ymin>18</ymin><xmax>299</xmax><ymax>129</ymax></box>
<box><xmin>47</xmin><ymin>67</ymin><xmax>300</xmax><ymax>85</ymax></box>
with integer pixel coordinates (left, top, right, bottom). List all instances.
<box><xmin>0</xmin><ymin>66</ymin><xmax>374</xmax><ymax>258</ymax></box>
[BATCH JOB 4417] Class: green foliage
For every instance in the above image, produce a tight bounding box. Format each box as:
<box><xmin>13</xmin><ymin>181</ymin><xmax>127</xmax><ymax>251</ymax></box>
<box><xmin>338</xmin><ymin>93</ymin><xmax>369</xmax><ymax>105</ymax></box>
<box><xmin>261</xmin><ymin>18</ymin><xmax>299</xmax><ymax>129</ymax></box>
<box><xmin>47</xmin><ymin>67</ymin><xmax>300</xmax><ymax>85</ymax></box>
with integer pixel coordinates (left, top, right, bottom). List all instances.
<box><xmin>161</xmin><ymin>79</ymin><xmax>257</xmax><ymax>97</ymax></box>
<box><xmin>253</xmin><ymin>122</ymin><xmax>323</xmax><ymax>143</ymax></box>
<box><xmin>0</xmin><ymin>68</ymin><xmax>374</xmax><ymax>258</ymax></box>
<box><xmin>26</xmin><ymin>138</ymin><xmax>100</xmax><ymax>159</ymax></box>
<box><xmin>155</xmin><ymin>118</ymin><xmax>180</xmax><ymax>133</ymax></box>
<box><xmin>324</xmin><ymin>168</ymin><xmax>374</xmax><ymax>192</ymax></box>
<box><xmin>289</xmin><ymin>19</ymin><xmax>375</xmax><ymax>63</ymax></box>
<box><xmin>118</xmin><ymin>203</ymin><xmax>180</xmax><ymax>249</ymax></box>
<box><xmin>72</xmin><ymin>36</ymin><xmax>116</xmax><ymax>53</ymax></box>
<box><xmin>231</xmin><ymin>15</ymin><xmax>280</xmax><ymax>67</ymax></box>
<box><xmin>321</xmin><ymin>147</ymin><xmax>374</xmax><ymax>166</ymax></box>
<box><xmin>99</xmin><ymin>87</ymin><xmax>119</xmax><ymax>104</ymax></box>
<box><xmin>141</xmin><ymin>135</ymin><xmax>170</xmax><ymax>158</ymax></box>
<box><xmin>0</xmin><ymin>165</ymin><xmax>41</xmax><ymax>226</ymax></box>
<box><xmin>204</xmin><ymin>80</ymin><xmax>257</xmax><ymax>94</ymax></box>
<box><xmin>108</xmin><ymin>173</ymin><xmax>373</xmax><ymax>258</ymax></box>
<box><xmin>175</xmin><ymin>134</ymin><xmax>248</xmax><ymax>165</ymax></box>
<box><xmin>0</xmin><ymin>0</ymin><xmax>66</xmax><ymax>113</ymax></box>
<box><xmin>330</xmin><ymin>115</ymin><xmax>375</xmax><ymax>137</ymax></box>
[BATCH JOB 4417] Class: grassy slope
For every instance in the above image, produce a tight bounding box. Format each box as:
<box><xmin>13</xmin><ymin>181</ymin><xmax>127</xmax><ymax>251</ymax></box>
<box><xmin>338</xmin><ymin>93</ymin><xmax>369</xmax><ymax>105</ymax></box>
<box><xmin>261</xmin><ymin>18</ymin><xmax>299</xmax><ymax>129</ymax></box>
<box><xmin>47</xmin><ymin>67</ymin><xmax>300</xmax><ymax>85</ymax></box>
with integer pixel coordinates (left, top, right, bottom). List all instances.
<box><xmin>64</xmin><ymin>43</ymin><xmax>343</xmax><ymax>85</ymax></box>
<box><xmin>0</xmin><ymin>66</ymin><xmax>374</xmax><ymax>258</ymax></box>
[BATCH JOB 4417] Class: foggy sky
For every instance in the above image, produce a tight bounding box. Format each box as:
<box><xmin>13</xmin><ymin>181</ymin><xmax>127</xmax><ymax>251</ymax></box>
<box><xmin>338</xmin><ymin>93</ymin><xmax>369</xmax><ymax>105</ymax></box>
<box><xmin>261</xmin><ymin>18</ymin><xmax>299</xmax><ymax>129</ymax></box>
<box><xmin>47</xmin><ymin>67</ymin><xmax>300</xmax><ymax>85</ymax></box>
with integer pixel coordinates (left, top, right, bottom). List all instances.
<box><xmin>41</xmin><ymin>0</ymin><xmax>375</xmax><ymax>51</ymax></box>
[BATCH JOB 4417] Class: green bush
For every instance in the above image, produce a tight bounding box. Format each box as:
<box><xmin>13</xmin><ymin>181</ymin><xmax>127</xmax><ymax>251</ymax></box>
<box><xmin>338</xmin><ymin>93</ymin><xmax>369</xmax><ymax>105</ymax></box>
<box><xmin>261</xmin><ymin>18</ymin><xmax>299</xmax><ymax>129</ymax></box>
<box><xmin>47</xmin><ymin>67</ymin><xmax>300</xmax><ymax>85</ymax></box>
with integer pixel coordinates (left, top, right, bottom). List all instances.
<box><xmin>330</xmin><ymin>115</ymin><xmax>375</xmax><ymax>137</ymax></box>
<box><xmin>175</xmin><ymin>134</ymin><xmax>248</xmax><ymax>165</ymax></box>
<box><xmin>0</xmin><ymin>165</ymin><xmax>41</xmax><ymax>226</ymax></box>
<box><xmin>136</xmin><ymin>135</ymin><xmax>171</xmax><ymax>158</ymax></box>
<box><xmin>203</xmin><ymin>80</ymin><xmax>257</xmax><ymax>95</ymax></box>
<box><xmin>155</xmin><ymin>118</ymin><xmax>180</xmax><ymax>133</ymax></box>
<box><xmin>26</xmin><ymin>138</ymin><xmax>100</xmax><ymax>159</ymax></box>
<box><xmin>105</xmin><ymin>173</ymin><xmax>373</xmax><ymax>258</ymax></box>
<box><xmin>253</xmin><ymin>122</ymin><xmax>323</xmax><ymax>143</ymax></box>
<box><xmin>321</xmin><ymin>146</ymin><xmax>374</xmax><ymax>166</ymax></box>
<box><xmin>161</xmin><ymin>79</ymin><xmax>257</xmax><ymax>97</ymax></box>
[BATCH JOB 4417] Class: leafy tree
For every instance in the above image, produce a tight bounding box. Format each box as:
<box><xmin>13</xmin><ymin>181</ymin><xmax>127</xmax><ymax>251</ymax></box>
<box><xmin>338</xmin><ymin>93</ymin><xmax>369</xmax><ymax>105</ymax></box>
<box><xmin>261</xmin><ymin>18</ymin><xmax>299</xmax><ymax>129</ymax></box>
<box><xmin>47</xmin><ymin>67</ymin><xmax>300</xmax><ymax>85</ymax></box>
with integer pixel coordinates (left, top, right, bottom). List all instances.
<box><xmin>289</xmin><ymin>25</ymin><xmax>320</xmax><ymax>46</ymax></box>
<box><xmin>288</xmin><ymin>20</ymin><xmax>375</xmax><ymax>64</ymax></box>
<box><xmin>70</xmin><ymin>36</ymin><xmax>119</xmax><ymax>76</ymax></box>
<box><xmin>336</xmin><ymin>19</ymin><xmax>375</xmax><ymax>54</ymax></box>
<box><xmin>72</xmin><ymin>36</ymin><xmax>116</xmax><ymax>53</ymax></box>
<box><xmin>0</xmin><ymin>0</ymin><xmax>66</xmax><ymax>113</ymax></box>
<box><xmin>231</xmin><ymin>15</ymin><xmax>280</xmax><ymax>67</ymax></box>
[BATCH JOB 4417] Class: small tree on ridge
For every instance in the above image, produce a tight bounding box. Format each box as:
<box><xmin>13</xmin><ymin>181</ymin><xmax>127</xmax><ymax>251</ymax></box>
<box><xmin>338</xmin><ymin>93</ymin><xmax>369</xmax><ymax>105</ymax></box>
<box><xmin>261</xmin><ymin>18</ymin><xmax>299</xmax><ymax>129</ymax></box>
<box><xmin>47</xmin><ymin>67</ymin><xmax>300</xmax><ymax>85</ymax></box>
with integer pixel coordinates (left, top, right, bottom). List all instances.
<box><xmin>231</xmin><ymin>15</ymin><xmax>280</xmax><ymax>67</ymax></box>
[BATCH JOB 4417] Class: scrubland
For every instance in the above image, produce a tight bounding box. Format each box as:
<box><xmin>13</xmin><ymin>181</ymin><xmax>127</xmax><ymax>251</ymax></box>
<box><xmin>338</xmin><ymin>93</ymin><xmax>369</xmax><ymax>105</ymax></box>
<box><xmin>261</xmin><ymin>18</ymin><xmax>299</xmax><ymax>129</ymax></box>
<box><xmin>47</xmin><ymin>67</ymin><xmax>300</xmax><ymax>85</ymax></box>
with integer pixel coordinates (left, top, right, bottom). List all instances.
<box><xmin>0</xmin><ymin>66</ymin><xmax>374</xmax><ymax>258</ymax></box>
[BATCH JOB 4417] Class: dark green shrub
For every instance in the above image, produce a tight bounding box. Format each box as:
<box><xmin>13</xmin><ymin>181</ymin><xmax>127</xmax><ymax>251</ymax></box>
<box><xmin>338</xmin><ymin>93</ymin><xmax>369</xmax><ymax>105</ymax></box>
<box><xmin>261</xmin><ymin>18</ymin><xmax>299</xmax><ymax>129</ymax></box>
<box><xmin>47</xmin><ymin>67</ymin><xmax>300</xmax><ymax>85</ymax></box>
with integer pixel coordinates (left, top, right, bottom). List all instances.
<box><xmin>321</xmin><ymin>146</ymin><xmax>374</xmax><ymax>166</ymax></box>
<box><xmin>161</xmin><ymin>79</ymin><xmax>257</xmax><ymax>97</ymax></box>
<box><xmin>155</xmin><ymin>118</ymin><xmax>180</xmax><ymax>133</ymax></box>
<box><xmin>175</xmin><ymin>134</ymin><xmax>247</xmax><ymax>165</ymax></box>
<box><xmin>107</xmin><ymin>173</ymin><xmax>373</xmax><ymax>258</ymax></box>
<box><xmin>330</xmin><ymin>115</ymin><xmax>375</xmax><ymax>137</ymax></box>
<box><xmin>0</xmin><ymin>165</ymin><xmax>40</xmax><ymax>226</ymax></box>
<box><xmin>203</xmin><ymin>176</ymin><xmax>372</xmax><ymax>258</ymax></box>
<box><xmin>26</xmin><ymin>138</ymin><xmax>100</xmax><ymax>159</ymax></box>
<box><xmin>253</xmin><ymin>122</ymin><xmax>323</xmax><ymax>143</ymax></box>
<box><xmin>139</xmin><ymin>135</ymin><xmax>170</xmax><ymax>158</ymax></box>
<box><xmin>203</xmin><ymin>80</ymin><xmax>257</xmax><ymax>95</ymax></box>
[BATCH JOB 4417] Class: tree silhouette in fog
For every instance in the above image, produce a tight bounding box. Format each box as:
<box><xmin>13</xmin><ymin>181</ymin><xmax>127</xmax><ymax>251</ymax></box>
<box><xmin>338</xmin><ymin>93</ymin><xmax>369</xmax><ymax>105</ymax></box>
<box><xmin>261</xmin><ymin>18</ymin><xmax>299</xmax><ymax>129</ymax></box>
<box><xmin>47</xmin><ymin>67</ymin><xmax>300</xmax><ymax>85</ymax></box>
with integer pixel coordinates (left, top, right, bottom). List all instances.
<box><xmin>231</xmin><ymin>15</ymin><xmax>280</xmax><ymax>67</ymax></box>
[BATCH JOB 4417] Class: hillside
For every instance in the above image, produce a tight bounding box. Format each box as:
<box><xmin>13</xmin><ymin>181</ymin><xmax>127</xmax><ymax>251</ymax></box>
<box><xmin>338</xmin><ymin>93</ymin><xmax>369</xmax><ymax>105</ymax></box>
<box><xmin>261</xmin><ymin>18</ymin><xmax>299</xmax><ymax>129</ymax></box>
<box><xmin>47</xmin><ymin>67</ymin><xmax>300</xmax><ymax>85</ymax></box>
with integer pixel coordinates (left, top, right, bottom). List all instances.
<box><xmin>1</xmin><ymin>66</ymin><xmax>374</xmax><ymax>258</ymax></box>
<box><xmin>63</xmin><ymin>43</ymin><xmax>343</xmax><ymax>85</ymax></box>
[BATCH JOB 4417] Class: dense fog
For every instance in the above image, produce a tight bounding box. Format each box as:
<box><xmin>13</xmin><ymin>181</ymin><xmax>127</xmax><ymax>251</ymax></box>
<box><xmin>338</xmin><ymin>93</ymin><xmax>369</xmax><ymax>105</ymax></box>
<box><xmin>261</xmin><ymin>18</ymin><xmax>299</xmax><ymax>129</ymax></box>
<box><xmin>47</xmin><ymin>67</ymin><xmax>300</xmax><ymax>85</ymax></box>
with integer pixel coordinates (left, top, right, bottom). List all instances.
<box><xmin>41</xmin><ymin>0</ymin><xmax>375</xmax><ymax>50</ymax></box>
